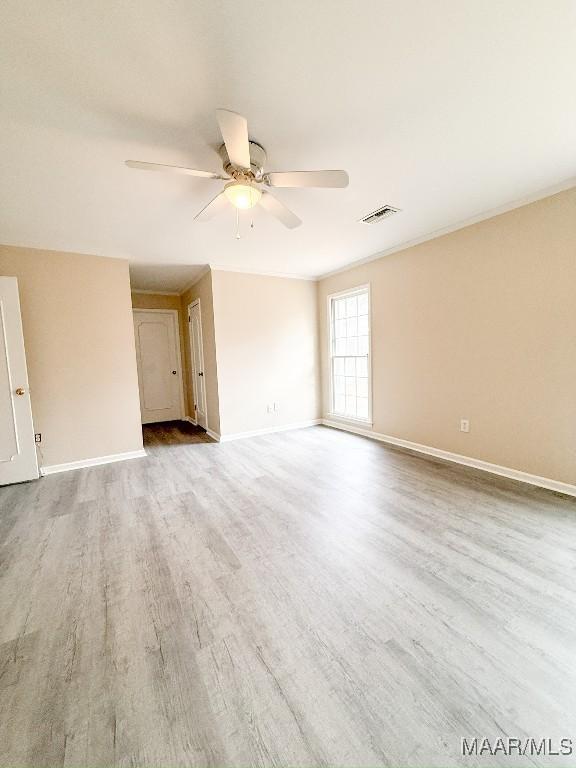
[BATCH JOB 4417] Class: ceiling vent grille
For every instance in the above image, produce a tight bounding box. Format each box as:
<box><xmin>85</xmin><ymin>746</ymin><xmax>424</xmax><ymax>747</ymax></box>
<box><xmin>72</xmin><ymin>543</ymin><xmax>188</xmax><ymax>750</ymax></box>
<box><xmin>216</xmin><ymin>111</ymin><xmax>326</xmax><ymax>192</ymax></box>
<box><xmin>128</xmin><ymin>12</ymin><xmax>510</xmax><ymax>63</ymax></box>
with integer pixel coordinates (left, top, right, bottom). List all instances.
<box><xmin>360</xmin><ymin>205</ymin><xmax>400</xmax><ymax>224</ymax></box>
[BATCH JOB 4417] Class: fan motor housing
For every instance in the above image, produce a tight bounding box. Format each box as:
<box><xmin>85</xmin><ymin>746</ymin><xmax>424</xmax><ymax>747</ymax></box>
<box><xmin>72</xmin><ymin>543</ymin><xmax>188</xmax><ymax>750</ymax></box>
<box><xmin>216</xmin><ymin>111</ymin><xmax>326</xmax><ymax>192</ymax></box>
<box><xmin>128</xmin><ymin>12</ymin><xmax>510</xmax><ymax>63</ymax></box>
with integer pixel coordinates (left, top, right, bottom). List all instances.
<box><xmin>219</xmin><ymin>141</ymin><xmax>267</xmax><ymax>178</ymax></box>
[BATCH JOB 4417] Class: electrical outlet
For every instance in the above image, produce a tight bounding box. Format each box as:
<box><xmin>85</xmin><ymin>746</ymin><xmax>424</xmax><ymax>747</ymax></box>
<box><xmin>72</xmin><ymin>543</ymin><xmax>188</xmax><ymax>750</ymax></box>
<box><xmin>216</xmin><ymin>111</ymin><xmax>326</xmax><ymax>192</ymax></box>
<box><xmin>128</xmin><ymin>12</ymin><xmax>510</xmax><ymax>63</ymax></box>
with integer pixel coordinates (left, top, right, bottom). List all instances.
<box><xmin>35</xmin><ymin>433</ymin><xmax>42</xmax><ymax>443</ymax></box>
<box><xmin>460</xmin><ymin>419</ymin><xmax>470</xmax><ymax>433</ymax></box>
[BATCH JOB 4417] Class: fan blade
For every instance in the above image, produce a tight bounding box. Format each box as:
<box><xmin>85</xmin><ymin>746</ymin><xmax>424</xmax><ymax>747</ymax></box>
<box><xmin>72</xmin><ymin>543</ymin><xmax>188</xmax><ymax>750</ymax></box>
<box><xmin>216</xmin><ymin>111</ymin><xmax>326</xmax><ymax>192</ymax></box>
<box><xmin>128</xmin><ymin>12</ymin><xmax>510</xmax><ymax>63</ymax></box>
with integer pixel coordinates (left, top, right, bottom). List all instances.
<box><xmin>125</xmin><ymin>160</ymin><xmax>225</xmax><ymax>179</ymax></box>
<box><xmin>259</xmin><ymin>190</ymin><xmax>302</xmax><ymax>229</ymax></box>
<box><xmin>216</xmin><ymin>109</ymin><xmax>251</xmax><ymax>170</ymax></box>
<box><xmin>265</xmin><ymin>170</ymin><xmax>349</xmax><ymax>188</ymax></box>
<box><xmin>194</xmin><ymin>192</ymin><xmax>229</xmax><ymax>222</ymax></box>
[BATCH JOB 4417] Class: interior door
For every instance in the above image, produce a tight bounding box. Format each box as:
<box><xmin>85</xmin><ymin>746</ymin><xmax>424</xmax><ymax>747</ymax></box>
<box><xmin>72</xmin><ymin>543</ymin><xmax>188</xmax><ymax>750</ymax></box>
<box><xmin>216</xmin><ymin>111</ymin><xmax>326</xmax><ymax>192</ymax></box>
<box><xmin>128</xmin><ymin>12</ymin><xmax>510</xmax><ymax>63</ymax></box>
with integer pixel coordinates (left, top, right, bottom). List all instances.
<box><xmin>188</xmin><ymin>301</ymin><xmax>207</xmax><ymax>430</ymax></box>
<box><xmin>0</xmin><ymin>277</ymin><xmax>39</xmax><ymax>485</ymax></box>
<box><xmin>133</xmin><ymin>310</ymin><xmax>183</xmax><ymax>424</ymax></box>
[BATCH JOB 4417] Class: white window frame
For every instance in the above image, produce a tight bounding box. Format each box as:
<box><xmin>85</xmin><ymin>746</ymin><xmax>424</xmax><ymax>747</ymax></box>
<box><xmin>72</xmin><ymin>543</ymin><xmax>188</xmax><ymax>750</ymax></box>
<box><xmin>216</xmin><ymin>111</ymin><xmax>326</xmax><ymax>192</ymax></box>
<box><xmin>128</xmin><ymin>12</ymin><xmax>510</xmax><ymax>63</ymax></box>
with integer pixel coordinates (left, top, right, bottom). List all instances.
<box><xmin>327</xmin><ymin>284</ymin><xmax>372</xmax><ymax>425</ymax></box>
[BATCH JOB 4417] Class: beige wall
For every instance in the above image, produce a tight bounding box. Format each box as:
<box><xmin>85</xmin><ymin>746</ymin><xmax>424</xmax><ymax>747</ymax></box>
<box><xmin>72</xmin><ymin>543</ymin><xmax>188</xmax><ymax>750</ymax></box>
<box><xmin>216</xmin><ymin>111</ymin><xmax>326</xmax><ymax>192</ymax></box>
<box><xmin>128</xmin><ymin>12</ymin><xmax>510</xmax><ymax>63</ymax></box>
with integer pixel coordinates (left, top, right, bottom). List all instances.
<box><xmin>318</xmin><ymin>187</ymin><xmax>576</xmax><ymax>485</ymax></box>
<box><xmin>131</xmin><ymin>291</ymin><xmax>190</xmax><ymax>418</ymax></box>
<box><xmin>0</xmin><ymin>245</ymin><xmax>143</xmax><ymax>466</ymax></box>
<box><xmin>180</xmin><ymin>271</ymin><xmax>221</xmax><ymax>435</ymax></box>
<box><xmin>131</xmin><ymin>292</ymin><xmax>181</xmax><ymax>311</ymax></box>
<box><xmin>211</xmin><ymin>270</ymin><xmax>320</xmax><ymax>437</ymax></box>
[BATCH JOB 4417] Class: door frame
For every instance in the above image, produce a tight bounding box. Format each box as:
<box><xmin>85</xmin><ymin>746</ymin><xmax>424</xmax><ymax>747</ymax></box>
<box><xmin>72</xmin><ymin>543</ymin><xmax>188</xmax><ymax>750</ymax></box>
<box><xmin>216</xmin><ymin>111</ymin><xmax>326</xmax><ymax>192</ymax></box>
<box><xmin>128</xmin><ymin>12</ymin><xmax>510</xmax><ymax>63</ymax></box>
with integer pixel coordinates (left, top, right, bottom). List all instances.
<box><xmin>187</xmin><ymin>299</ymin><xmax>208</xmax><ymax>430</ymax></box>
<box><xmin>132</xmin><ymin>308</ymin><xmax>186</xmax><ymax>422</ymax></box>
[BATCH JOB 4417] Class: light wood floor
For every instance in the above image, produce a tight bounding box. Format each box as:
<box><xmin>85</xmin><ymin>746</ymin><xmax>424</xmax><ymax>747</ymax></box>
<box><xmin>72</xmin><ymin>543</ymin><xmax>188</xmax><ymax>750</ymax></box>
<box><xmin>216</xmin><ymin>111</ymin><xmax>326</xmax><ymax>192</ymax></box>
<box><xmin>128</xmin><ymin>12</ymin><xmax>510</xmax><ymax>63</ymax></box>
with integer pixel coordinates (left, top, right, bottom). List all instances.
<box><xmin>1</xmin><ymin>423</ymin><xmax>575</xmax><ymax>767</ymax></box>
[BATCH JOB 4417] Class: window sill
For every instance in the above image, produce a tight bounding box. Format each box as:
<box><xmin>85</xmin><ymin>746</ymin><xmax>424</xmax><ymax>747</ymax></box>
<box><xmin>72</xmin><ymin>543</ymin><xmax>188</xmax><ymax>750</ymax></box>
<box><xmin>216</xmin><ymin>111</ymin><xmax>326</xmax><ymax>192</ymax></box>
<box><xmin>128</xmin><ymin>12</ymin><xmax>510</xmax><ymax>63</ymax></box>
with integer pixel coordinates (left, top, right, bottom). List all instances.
<box><xmin>325</xmin><ymin>414</ymin><xmax>373</xmax><ymax>428</ymax></box>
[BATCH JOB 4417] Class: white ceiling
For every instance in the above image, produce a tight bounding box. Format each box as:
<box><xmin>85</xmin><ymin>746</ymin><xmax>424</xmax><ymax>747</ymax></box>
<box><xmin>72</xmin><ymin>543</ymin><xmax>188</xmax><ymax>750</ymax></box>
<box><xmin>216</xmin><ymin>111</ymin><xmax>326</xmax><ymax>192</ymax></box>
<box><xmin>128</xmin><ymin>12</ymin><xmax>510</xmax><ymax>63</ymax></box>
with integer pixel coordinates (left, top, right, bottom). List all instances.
<box><xmin>1</xmin><ymin>1</ymin><xmax>575</xmax><ymax>290</ymax></box>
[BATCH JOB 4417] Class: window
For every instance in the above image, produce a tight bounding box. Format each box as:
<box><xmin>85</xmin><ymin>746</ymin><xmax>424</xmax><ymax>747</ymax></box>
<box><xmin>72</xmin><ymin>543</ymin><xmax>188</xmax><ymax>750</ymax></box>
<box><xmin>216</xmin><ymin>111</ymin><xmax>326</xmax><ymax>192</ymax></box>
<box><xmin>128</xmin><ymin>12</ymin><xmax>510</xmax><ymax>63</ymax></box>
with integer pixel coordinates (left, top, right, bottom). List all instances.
<box><xmin>329</xmin><ymin>286</ymin><xmax>370</xmax><ymax>422</ymax></box>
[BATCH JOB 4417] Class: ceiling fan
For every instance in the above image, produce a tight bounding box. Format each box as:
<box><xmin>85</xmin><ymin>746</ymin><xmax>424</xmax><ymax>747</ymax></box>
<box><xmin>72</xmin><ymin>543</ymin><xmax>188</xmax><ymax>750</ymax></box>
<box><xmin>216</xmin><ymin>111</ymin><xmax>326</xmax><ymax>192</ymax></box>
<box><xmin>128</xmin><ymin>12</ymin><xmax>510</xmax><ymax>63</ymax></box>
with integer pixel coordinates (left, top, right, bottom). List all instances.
<box><xmin>126</xmin><ymin>109</ymin><xmax>349</xmax><ymax>230</ymax></box>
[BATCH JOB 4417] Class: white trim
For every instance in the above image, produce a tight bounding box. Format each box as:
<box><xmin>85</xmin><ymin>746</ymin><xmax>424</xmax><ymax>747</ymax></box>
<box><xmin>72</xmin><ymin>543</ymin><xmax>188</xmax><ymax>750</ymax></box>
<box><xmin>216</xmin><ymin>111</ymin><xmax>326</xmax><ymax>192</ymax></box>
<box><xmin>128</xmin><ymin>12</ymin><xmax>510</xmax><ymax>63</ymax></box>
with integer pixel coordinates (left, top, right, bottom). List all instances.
<box><xmin>327</xmin><ymin>284</ymin><xmax>372</xmax><ymax>425</ymax></box>
<box><xmin>219</xmin><ymin>419</ymin><xmax>322</xmax><ymax>443</ymax></box>
<box><xmin>133</xmin><ymin>264</ymin><xmax>304</xmax><ymax>299</ymax></box>
<box><xmin>181</xmin><ymin>415</ymin><xmax>198</xmax><ymax>426</ymax></box>
<box><xmin>209</xmin><ymin>264</ymin><xmax>317</xmax><ymax>281</ymax></box>
<box><xmin>187</xmin><ymin>299</ymin><xmax>208</xmax><ymax>430</ymax></box>
<box><xmin>131</xmin><ymin>289</ymin><xmax>180</xmax><ymax>296</ymax></box>
<box><xmin>205</xmin><ymin>428</ymin><xmax>221</xmax><ymax>442</ymax></box>
<box><xmin>320</xmin><ymin>177</ymin><xmax>576</xmax><ymax>279</ymax></box>
<box><xmin>41</xmin><ymin>449</ymin><xmax>147</xmax><ymax>476</ymax></box>
<box><xmin>326</xmin><ymin>283</ymin><xmax>370</xmax><ymax>301</ymax></box>
<box><xmin>133</xmin><ymin>308</ymin><xmax>186</xmax><ymax>422</ymax></box>
<box><xmin>321</xmin><ymin>420</ymin><xmax>576</xmax><ymax>498</ymax></box>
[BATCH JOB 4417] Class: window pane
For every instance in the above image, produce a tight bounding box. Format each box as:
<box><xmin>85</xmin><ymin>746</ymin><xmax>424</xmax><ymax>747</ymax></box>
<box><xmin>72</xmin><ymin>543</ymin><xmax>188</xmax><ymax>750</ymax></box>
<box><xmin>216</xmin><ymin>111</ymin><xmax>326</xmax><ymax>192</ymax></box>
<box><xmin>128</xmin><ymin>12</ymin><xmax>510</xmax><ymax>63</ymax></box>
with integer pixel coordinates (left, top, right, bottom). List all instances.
<box><xmin>346</xmin><ymin>337</ymin><xmax>358</xmax><ymax>355</ymax></box>
<box><xmin>330</xmin><ymin>289</ymin><xmax>370</xmax><ymax>422</ymax></box>
<box><xmin>345</xmin><ymin>396</ymin><xmax>356</xmax><ymax>417</ymax></box>
<box><xmin>335</xmin><ymin>318</ymin><xmax>346</xmax><ymax>338</ymax></box>
<box><xmin>335</xmin><ymin>298</ymin><xmax>347</xmax><ymax>319</ymax></box>
<box><xmin>357</xmin><ymin>293</ymin><xmax>369</xmax><ymax>315</ymax></box>
<box><xmin>346</xmin><ymin>317</ymin><xmax>358</xmax><ymax>337</ymax></box>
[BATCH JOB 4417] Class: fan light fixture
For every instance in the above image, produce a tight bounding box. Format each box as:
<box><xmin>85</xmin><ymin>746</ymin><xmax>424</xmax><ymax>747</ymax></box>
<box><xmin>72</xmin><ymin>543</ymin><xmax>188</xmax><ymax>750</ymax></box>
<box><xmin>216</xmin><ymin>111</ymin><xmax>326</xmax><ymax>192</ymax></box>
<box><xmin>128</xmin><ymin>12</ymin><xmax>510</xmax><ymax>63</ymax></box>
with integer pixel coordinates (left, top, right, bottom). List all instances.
<box><xmin>224</xmin><ymin>181</ymin><xmax>262</xmax><ymax>210</ymax></box>
<box><xmin>126</xmin><ymin>108</ymin><xmax>349</xmax><ymax>230</ymax></box>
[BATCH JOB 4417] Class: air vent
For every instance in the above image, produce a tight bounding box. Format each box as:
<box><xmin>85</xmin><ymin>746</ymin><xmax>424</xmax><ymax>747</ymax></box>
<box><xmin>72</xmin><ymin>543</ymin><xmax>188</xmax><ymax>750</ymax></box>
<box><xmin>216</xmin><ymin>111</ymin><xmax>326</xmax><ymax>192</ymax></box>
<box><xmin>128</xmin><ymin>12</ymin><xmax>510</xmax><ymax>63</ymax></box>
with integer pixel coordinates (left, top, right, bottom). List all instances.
<box><xmin>360</xmin><ymin>205</ymin><xmax>400</xmax><ymax>224</ymax></box>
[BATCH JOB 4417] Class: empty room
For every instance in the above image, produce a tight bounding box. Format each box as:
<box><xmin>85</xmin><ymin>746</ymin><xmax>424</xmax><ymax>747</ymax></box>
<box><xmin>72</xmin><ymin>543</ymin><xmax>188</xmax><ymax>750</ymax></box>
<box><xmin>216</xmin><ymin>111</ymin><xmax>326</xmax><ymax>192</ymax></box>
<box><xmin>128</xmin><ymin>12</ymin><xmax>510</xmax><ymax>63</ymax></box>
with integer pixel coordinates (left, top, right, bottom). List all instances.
<box><xmin>1</xmin><ymin>1</ymin><xmax>575</xmax><ymax>766</ymax></box>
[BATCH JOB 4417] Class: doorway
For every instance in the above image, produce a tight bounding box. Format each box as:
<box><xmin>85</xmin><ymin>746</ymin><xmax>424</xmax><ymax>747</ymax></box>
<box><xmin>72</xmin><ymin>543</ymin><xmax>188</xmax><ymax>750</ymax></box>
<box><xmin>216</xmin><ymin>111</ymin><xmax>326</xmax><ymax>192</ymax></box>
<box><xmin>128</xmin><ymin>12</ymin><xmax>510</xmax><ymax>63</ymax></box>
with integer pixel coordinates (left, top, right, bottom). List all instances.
<box><xmin>133</xmin><ymin>309</ymin><xmax>184</xmax><ymax>424</ymax></box>
<box><xmin>188</xmin><ymin>300</ymin><xmax>208</xmax><ymax>430</ymax></box>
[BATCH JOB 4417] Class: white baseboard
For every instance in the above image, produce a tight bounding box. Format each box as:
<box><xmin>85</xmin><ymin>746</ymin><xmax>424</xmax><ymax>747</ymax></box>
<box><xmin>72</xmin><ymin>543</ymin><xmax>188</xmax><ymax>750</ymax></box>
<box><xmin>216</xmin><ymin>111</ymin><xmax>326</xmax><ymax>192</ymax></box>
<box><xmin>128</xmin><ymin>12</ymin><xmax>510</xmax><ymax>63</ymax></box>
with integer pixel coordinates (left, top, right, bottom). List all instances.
<box><xmin>321</xmin><ymin>419</ymin><xmax>576</xmax><ymax>498</ymax></box>
<box><xmin>219</xmin><ymin>419</ymin><xmax>322</xmax><ymax>443</ymax></box>
<box><xmin>181</xmin><ymin>416</ymin><xmax>197</xmax><ymax>426</ymax></box>
<box><xmin>41</xmin><ymin>449</ymin><xmax>147</xmax><ymax>476</ymax></box>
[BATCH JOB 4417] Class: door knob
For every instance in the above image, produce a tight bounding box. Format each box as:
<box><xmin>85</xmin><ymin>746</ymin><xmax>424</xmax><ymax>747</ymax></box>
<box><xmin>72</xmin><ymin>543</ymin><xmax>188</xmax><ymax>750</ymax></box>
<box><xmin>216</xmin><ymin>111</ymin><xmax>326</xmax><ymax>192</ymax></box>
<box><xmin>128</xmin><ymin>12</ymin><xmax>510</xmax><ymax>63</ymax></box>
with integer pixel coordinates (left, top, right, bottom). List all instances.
<box><xmin>15</xmin><ymin>388</ymin><xmax>25</xmax><ymax>396</ymax></box>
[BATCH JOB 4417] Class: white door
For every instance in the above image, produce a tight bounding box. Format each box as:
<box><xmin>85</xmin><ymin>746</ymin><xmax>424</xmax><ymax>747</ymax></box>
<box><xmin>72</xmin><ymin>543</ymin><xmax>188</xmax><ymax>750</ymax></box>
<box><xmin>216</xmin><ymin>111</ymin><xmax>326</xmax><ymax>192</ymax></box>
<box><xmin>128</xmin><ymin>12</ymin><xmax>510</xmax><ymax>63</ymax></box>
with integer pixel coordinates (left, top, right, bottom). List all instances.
<box><xmin>133</xmin><ymin>310</ymin><xmax>184</xmax><ymax>424</ymax></box>
<box><xmin>0</xmin><ymin>277</ymin><xmax>39</xmax><ymax>485</ymax></box>
<box><xmin>188</xmin><ymin>300</ymin><xmax>207</xmax><ymax>430</ymax></box>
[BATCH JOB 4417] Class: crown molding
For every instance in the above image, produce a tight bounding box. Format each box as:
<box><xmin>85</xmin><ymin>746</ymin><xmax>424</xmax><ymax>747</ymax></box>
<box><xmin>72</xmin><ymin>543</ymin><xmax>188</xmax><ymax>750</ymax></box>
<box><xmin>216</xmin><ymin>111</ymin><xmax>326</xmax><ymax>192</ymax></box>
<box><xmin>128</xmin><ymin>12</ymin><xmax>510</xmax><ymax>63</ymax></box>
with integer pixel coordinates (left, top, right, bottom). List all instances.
<box><xmin>319</xmin><ymin>176</ymin><xmax>576</xmax><ymax>280</ymax></box>
<box><xmin>209</xmin><ymin>264</ymin><xmax>318</xmax><ymax>281</ymax></box>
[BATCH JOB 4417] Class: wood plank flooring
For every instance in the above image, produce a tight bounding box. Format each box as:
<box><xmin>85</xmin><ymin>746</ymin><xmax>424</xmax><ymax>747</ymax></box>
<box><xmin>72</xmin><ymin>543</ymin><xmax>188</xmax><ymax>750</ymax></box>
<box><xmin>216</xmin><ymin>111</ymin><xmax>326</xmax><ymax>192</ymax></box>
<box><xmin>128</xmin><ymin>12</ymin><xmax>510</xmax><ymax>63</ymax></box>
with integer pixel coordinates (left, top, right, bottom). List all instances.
<box><xmin>0</xmin><ymin>422</ymin><xmax>575</xmax><ymax>767</ymax></box>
